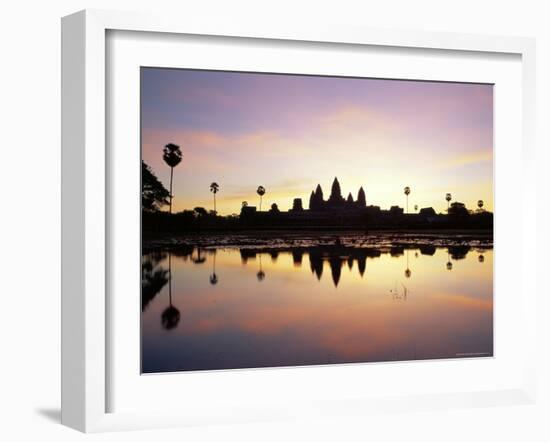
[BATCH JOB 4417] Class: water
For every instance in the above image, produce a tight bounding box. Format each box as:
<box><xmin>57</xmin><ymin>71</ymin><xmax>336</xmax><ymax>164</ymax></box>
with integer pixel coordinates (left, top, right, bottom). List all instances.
<box><xmin>141</xmin><ymin>238</ymin><xmax>493</xmax><ymax>373</ymax></box>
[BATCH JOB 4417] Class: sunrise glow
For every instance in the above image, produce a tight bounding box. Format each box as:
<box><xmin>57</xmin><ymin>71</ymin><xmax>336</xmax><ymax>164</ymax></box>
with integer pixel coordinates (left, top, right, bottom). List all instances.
<box><xmin>141</xmin><ymin>68</ymin><xmax>493</xmax><ymax>215</ymax></box>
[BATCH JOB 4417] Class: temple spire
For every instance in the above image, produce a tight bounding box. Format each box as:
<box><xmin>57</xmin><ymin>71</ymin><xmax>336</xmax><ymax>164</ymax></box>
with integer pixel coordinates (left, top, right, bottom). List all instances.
<box><xmin>310</xmin><ymin>184</ymin><xmax>324</xmax><ymax>210</ymax></box>
<box><xmin>330</xmin><ymin>177</ymin><xmax>342</xmax><ymax>200</ymax></box>
<box><xmin>315</xmin><ymin>184</ymin><xmax>324</xmax><ymax>200</ymax></box>
<box><xmin>357</xmin><ymin>186</ymin><xmax>366</xmax><ymax>207</ymax></box>
<box><xmin>328</xmin><ymin>177</ymin><xmax>345</xmax><ymax>206</ymax></box>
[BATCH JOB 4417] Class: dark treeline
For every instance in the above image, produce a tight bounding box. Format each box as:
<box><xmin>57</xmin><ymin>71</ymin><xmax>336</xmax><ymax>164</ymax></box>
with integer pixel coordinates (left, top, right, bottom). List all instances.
<box><xmin>142</xmin><ymin>161</ymin><xmax>493</xmax><ymax>234</ymax></box>
<box><xmin>143</xmin><ymin>207</ymin><xmax>493</xmax><ymax>235</ymax></box>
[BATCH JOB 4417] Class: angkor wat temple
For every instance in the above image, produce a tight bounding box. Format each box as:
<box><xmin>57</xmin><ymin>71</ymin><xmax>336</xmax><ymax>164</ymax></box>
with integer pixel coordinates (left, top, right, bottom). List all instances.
<box><xmin>236</xmin><ymin>176</ymin><xmax>493</xmax><ymax>230</ymax></box>
<box><xmin>308</xmin><ymin>177</ymin><xmax>366</xmax><ymax>211</ymax></box>
<box><xmin>142</xmin><ymin>177</ymin><xmax>493</xmax><ymax>234</ymax></box>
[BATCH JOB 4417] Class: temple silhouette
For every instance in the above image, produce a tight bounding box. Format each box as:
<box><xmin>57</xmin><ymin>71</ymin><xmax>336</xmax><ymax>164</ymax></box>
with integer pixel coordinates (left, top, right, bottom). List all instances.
<box><xmin>237</xmin><ymin>177</ymin><xmax>493</xmax><ymax>230</ymax></box>
<box><xmin>308</xmin><ymin>177</ymin><xmax>366</xmax><ymax>211</ymax></box>
<box><xmin>142</xmin><ymin>177</ymin><xmax>493</xmax><ymax>233</ymax></box>
<box><xmin>241</xmin><ymin>177</ymin><xmax>381</xmax><ymax>217</ymax></box>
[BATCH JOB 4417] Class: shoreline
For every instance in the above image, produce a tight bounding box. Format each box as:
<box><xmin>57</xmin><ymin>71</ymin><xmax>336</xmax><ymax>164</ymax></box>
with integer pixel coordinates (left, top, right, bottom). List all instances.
<box><xmin>143</xmin><ymin>229</ymin><xmax>493</xmax><ymax>251</ymax></box>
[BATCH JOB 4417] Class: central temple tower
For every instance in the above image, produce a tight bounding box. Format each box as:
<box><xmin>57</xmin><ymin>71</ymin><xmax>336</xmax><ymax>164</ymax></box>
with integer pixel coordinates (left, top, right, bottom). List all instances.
<box><xmin>327</xmin><ymin>177</ymin><xmax>345</xmax><ymax>207</ymax></box>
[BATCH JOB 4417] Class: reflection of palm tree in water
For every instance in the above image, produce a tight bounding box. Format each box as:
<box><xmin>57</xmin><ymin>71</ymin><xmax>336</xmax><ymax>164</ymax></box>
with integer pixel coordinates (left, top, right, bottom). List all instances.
<box><xmin>161</xmin><ymin>252</ymin><xmax>180</xmax><ymax>330</ymax></box>
<box><xmin>446</xmin><ymin>250</ymin><xmax>453</xmax><ymax>271</ymax></box>
<box><xmin>404</xmin><ymin>249</ymin><xmax>412</xmax><ymax>278</ymax></box>
<box><xmin>257</xmin><ymin>254</ymin><xmax>265</xmax><ymax>281</ymax></box>
<box><xmin>209</xmin><ymin>250</ymin><xmax>218</xmax><ymax>285</ymax></box>
<box><xmin>232</xmin><ymin>244</ymin><xmax>483</xmax><ymax>285</ymax></box>
<box><xmin>192</xmin><ymin>247</ymin><xmax>206</xmax><ymax>264</ymax></box>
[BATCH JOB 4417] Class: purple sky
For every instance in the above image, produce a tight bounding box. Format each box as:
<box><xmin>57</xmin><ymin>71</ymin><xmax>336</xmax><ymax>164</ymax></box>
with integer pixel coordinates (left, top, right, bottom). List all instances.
<box><xmin>141</xmin><ymin>68</ymin><xmax>493</xmax><ymax>214</ymax></box>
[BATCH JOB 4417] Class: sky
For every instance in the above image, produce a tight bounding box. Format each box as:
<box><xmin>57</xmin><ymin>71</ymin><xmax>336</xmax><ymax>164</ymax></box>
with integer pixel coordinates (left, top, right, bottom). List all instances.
<box><xmin>141</xmin><ymin>68</ymin><xmax>493</xmax><ymax>215</ymax></box>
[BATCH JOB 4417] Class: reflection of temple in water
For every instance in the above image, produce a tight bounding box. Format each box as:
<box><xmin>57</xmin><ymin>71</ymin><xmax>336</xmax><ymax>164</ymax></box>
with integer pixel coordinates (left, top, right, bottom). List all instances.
<box><xmin>142</xmin><ymin>242</ymin><xmax>488</xmax><ymax>292</ymax></box>
<box><xmin>239</xmin><ymin>245</ymin><xmax>383</xmax><ymax>287</ymax></box>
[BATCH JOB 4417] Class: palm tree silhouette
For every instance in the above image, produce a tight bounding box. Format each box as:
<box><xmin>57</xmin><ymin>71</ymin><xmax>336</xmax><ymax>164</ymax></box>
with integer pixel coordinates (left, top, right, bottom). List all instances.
<box><xmin>477</xmin><ymin>200</ymin><xmax>484</xmax><ymax>211</ymax></box>
<box><xmin>404</xmin><ymin>186</ymin><xmax>411</xmax><ymax>213</ymax></box>
<box><xmin>210</xmin><ymin>182</ymin><xmax>219</xmax><ymax>213</ymax></box>
<box><xmin>446</xmin><ymin>193</ymin><xmax>452</xmax><ymax>212</ymax></box>
<box><xmin>162</xmin><ymin>143</ymin><xmax>182</xmax><ymax>214</ymax></box>
<box><xmin>257</xmin><ymin>186</ymin><xmax>266</xmax><ymax>211</ymax></box>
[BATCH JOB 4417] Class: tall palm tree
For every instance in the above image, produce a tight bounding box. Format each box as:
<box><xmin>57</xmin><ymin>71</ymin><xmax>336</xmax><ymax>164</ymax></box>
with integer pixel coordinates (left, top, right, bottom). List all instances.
<box><xmin>257</xmin><ymin>186</ymin><xmax>266</xmax><ymax>211</ymax></box>
<box><xmin>404</xmin><ymin>186</ymin><xmax>411</xmax><ymax>214</ymax></box>
<box><xmin>477</xmin><ymin>199</ymin><xmax>484</xmax><ymax>211</ymax></box>
<box><xmin>162</xmin><ymin>143</ymin><xmax>182</xmax><ymax>214</ymax></box>
<box><xmin>446</xmin><ymin>193</ymin><xmax>452</xmax><ymax>212</ymax></box>
<box><xmin>210</xmin><ymin>182</ymin><xmax>220</xmax><ymax>213</ymax></box>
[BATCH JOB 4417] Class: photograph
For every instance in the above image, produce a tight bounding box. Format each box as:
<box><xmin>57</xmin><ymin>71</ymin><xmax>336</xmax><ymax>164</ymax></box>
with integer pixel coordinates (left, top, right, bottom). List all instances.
<box><xmin>140</xmin><ymin>67</ymin><xmax>494</xmax><ymax>374</ymax></box>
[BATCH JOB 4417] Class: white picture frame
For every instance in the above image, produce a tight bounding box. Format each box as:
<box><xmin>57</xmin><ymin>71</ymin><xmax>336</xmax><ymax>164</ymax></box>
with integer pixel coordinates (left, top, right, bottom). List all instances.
<box><xmin>61</xmin><ymin>9</ymin><xmax>537</xmax><ymax>433</ymax></box>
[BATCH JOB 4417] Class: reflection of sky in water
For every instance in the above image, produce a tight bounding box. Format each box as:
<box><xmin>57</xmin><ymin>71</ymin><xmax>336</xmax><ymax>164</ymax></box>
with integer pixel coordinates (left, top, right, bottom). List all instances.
<box><xmin>141</xmin><ymin>246</ymin><xmax>493</xmax><ymax>373</ymax></box>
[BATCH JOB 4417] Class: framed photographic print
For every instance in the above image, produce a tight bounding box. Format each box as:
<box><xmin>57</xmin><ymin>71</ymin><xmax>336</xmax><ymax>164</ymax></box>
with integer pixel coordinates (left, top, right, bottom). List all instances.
<box><xmin>62</xmin><ymin>9</ymin><xmax>537</xmax><ymax>432</ymax></box>
<box><xmin>140</xmin><ymin>68</ymin><xmax>495</xmax><ymax>373</ymax></box>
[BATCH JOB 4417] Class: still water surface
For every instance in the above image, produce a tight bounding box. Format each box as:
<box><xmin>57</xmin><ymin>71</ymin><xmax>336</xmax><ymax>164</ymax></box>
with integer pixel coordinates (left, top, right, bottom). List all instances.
<box><xmin>142</xmin><ymin>240</ymin><xmax>493</xmax><ymax>373</ymax></box>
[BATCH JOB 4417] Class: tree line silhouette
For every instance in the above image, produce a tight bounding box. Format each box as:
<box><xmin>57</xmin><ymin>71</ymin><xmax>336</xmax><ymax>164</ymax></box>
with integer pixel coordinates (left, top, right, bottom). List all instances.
<box><xmin>142</xmin><ymin>143</ymin><xmax>493</xmax><ymax>234</ymax></box>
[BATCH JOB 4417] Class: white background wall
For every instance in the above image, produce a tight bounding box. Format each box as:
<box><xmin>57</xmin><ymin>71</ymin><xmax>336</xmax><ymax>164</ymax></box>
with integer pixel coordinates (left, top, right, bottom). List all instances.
<box><xmin>0</xmin><ymin>1</ymin><xmax>548</xmax><ymax>440</ymax></box>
